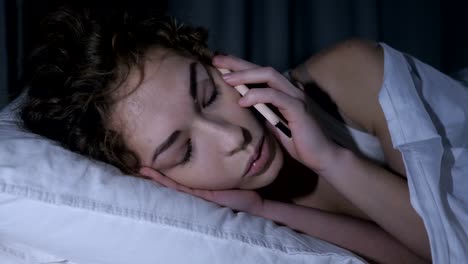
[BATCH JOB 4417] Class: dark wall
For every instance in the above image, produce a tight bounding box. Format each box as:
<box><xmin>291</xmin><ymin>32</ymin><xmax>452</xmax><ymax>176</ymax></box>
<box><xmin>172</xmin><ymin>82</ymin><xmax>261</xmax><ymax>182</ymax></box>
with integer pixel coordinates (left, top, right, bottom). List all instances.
<box><xmin>441</xmin><ymin>1</ymin><xmax>468</xmax><ymax>73</ymax></box>
<box><xmin>4</xmin><ymin>0</ymin><xmax>168</xmax><ymax>98</ymax></box>
<box><xmin>3</xmin><ymin>0</ymin><xmax>468</xmax><ymax>102</ymax></box>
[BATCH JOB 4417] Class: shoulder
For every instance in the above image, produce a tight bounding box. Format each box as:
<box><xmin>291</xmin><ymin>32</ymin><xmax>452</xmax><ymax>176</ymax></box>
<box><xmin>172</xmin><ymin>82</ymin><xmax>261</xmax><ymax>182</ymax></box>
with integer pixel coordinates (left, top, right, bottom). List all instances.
<box><xmin>327</xmin><ymin>38</ymin><xmax>382</xmax><ymax>61</ymax></box>
<box><xmin>292</xmin><ymin>38</ymin><xmax>383</xmax><ymax>85</ymax></box>
<box><xmin>292</xmin><ymin>38</ymin><xmax>384</xmax><ymax>134</ymax></box>
<box><xmin>293</xmin><ymin>38</ymin><xmax>383</xmax><ymax>88</ymax></box>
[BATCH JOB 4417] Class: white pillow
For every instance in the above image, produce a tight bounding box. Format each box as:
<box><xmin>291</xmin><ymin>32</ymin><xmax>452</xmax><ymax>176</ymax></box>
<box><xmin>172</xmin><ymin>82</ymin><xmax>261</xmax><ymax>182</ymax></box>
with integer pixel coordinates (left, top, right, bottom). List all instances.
<box><xmin>0</xmin><ymin>94</ymin><xmax>365</xmax><ymax>264</ymax></box>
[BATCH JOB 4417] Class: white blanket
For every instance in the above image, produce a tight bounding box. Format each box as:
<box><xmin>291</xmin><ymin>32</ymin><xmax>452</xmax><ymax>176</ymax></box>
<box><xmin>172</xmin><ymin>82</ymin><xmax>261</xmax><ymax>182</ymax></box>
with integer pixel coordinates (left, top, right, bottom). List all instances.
<box><xmin>378</xmin><ymin>43</ymin><xmax>468</xmax><ymax>263</ymax></box>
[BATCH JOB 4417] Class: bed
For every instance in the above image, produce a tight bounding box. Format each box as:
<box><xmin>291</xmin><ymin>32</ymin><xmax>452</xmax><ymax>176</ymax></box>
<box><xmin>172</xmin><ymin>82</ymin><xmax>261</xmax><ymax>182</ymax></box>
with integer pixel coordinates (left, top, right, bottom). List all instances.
<box><xmin>1</xmin><ymin>42</ymin><xmax>467</xmax><ymax>263</ymax></box>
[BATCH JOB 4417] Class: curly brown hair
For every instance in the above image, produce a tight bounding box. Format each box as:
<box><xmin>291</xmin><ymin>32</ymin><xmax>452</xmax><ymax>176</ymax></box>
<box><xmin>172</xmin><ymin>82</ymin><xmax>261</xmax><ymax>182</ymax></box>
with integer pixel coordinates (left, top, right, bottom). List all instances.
<box><xmin>20</xmin><ymin>7</ymin><xmax>213</xmax><ymax>174</ymax></box>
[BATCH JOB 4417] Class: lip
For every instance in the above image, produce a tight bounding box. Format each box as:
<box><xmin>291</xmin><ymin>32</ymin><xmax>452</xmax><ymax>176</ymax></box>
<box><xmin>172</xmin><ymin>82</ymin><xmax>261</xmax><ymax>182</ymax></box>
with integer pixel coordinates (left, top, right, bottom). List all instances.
<box><xmin>243</xmin><ymin>134</ymin><xmax>271</xmax><ymax>178</ymax></box>
<box><xmin>243</xmin><ymin>136</ymin><xmax>263</xmax><ymax>176</ymax></box>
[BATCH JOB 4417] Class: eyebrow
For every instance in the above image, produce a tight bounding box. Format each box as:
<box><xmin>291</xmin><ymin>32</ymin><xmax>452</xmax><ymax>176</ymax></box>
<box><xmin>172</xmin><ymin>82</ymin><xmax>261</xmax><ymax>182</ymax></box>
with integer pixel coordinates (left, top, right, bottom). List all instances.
<box><xmin>151</xmin><ymin>61</ymin><xmax>198</xmax><ymax>164</ymax></box>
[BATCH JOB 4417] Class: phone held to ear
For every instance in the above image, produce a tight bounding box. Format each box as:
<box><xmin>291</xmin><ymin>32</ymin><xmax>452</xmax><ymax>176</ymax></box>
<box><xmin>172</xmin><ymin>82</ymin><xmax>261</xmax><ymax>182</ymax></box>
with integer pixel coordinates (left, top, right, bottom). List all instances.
<box><xmin>217</xmin><ymin>68</ymin><xmax>292</xmax><ymax>138</ymax></box>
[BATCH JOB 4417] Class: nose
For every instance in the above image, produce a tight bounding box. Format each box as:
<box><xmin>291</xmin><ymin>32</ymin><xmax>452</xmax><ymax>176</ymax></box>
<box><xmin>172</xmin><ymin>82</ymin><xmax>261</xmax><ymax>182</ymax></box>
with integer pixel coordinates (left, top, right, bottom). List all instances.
<box><xmin>194</xmin><ymin>116</ymin><xmax>251</xmax><ymax>155</ymax></box>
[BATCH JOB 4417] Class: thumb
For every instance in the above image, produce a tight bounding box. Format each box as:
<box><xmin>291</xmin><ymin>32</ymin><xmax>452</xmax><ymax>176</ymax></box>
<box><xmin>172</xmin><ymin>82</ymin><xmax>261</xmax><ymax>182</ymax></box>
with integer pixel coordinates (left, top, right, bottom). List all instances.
<box><xmin>265</xmin><ymin>121</ymin><xmax>280</xmax><ymax>139</ymax></box>
<box><xmin>265</xmin><ymin>121</ymin><xmax>290</xmax><ymax>145</ymax></box>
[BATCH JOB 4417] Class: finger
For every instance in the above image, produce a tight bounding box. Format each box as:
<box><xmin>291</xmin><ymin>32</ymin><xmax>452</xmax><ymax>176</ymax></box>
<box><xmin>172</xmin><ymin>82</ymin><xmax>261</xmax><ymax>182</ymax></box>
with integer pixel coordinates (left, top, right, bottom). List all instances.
<box><xmin>193</xmin><ymin>189</ymin><xmax>236</xmax><ymax>207</ymax></box>
<box><xmin>174</xmin><ymin>183</ymin><xmax>194</xmax><ymax>194</ymax></box>
<box><xmin>239</xmin><ymin>88</ymin><xmax>302</xmax><ymax>124</ymax></box>
<box><xmin>223</xmin><ymin>67</ymin><xmax>303</xmax><ymax>99</ymax></box>
<box><xmin>139</xmin><ymin>167</ymin><xmax>180</xmax><ymax>189</ymax></box>
<box><xmin>139</xmin><ymin>167</ymin><xmax>166</xmax><ymax>183</ymax></box>
<box><xmin>212</xmin><ymin>54</ymin><xmax>260</xmax><ymax>72</ymax></box>
<box><xmin>189</xmin><ymin>189</ymin><xmax>216</xmax><ymax>201</ymax></box>
<box><xmin>140</xmin><ymin>168</ymin><xmax>209</xmax><ymax>199</ymax></box>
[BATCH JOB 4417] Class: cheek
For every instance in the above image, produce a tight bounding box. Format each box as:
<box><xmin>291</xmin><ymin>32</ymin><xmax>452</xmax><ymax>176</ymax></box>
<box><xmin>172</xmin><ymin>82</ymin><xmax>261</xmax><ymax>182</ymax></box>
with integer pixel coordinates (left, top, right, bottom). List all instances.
<box><xmin>238</xmin><ymin>134</ymin><xmax>284</xmax><ymax>190</ymax></box>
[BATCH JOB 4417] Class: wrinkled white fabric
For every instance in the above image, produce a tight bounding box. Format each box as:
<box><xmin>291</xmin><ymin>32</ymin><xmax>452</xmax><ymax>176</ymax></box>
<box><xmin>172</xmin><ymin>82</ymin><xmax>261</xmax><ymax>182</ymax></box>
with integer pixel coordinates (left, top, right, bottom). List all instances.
<box><xmin>378</xmin><ymin>43</ymin><xmax>468</xmax><ymax>263</ymax></box>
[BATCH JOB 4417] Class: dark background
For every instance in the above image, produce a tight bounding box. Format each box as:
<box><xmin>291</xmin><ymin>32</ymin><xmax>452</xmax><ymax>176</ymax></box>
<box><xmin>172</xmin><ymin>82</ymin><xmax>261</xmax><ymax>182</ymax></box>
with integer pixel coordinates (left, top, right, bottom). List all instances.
<box><xmin>1</xmin><ymin>0</ymin><xmax>468</xmax><ymax>108</ymax></box>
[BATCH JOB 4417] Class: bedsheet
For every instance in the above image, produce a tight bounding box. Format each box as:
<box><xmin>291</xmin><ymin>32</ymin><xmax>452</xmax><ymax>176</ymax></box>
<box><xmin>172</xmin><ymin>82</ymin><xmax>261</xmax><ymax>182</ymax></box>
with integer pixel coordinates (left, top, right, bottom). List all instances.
<box><xmin>378</xmin><ymin>43</ymin><xmax>468</xmax><ymax>263</ymax></box>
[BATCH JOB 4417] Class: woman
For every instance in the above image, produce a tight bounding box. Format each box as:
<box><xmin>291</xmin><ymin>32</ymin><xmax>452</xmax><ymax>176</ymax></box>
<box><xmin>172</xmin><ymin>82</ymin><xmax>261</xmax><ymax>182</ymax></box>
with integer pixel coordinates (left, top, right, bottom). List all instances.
<box><xmin>21</xmin><ymin>7</ymin><xmax>430</xmax><ymax>263</ymax></box>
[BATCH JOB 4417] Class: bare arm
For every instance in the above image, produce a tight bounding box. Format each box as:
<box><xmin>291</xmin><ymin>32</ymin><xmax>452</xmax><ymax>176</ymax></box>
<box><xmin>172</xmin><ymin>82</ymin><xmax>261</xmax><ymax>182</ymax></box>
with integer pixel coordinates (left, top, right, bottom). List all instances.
<box><xmin>289</xmin><ymin>39</ymin><xmax>431</xmax><ymax>261</ymax></box>
<box><xmin>259</xmin><ymin>198</ymin><xmax>426</xmax><ymax>264</ymax></box>
<box><xmin>142</xmin><ymin>165</ymin><xmax>426</xmax><ymax>263</ymax></box>
<box><xmin>316</xmin><ymin>147</ymin><xmax>431</xmax><ymax>261</ymax></box>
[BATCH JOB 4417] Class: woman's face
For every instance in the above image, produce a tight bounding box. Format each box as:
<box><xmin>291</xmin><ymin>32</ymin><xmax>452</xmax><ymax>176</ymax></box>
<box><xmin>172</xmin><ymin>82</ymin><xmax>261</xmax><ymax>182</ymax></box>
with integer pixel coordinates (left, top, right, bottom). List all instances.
<box><xmin>112</xmin><ymin>48</ymin><xmax>284</xmax><ymax>190</ymax></box>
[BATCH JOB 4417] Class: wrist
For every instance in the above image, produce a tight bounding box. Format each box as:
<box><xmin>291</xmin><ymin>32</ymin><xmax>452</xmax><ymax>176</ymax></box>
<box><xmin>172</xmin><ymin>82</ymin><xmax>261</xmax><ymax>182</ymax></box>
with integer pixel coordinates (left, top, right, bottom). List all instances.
<box><xmin>258</xmin><ymin>199</ymin><xmax>288</xmax><ymax>223</ymax></box>
<box><xmin>314</xmin><ymin>145</ymin><xmax>353</xmax><ymax>177</ymax></box>
<box><xmin>256</xmin><ymin>199</ymin><xmax>271</xmax><ymax>219</ymax></box>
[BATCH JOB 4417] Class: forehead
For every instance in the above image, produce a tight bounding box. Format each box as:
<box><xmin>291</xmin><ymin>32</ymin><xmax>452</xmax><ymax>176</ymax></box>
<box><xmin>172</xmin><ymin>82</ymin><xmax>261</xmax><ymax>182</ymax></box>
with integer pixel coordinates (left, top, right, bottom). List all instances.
<box><xmin>112</xmin><ymin>48</ymin><xmax>195</xmax><ymax>147</ymax></box>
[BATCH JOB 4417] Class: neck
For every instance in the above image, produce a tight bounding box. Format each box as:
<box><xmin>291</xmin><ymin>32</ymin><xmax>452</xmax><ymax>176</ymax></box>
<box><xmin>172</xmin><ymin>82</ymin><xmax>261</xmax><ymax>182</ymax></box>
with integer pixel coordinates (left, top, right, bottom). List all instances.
<box><xmin>257</xmin><ymin>153</ymin><xmax>319</xmax><ymax>202</ymax></box>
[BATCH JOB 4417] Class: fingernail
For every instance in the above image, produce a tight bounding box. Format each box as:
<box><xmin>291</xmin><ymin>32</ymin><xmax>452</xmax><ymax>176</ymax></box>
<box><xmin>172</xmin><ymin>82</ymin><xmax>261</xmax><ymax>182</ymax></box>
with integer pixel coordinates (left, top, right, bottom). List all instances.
<box><xmin>222</xmin><ymin>73</ymin><xmax>232</xmax><ymax>80</ymax></box>
<box><xmin>238</xmin><ymin>97</ymin><xmax>247</xmax><ymax>105</ymax></box>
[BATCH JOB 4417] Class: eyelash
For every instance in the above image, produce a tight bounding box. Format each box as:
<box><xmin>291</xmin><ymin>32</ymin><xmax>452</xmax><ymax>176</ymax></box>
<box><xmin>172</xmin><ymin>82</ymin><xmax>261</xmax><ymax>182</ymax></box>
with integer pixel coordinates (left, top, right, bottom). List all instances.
<box><xmin>204</xmin><ymin>83</ymin><xmax>219</xmax><ymax>107</ymax></box>
<box><xmin>180</xmin><ymin>139</ymin><xmax>192</xmax><ymax>165</ymax></box>
<box><xmin>180</xmin><ymin>82</ymin><xmax>219</xmax><ymax>166</ymax></box>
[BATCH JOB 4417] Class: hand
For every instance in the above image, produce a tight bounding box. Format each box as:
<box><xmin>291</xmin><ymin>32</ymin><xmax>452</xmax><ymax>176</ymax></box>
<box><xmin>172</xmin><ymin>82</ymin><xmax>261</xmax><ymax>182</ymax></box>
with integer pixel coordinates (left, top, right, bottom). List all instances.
<box><xmin>212</xmin><ymin>55</ymin><xmax>342</xmax><ymax>173</ymax></box>
<box><xmin>139</xmin><ymin>167</ymin><xmax>265</xmax><ymax>216</ymax></box>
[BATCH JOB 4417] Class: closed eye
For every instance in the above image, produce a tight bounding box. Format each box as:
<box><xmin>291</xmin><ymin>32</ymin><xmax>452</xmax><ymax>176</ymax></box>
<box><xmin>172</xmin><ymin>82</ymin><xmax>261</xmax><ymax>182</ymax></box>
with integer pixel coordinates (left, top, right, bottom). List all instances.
<box><xmin>179</xmin><ymin>138</ymin><xmax>192</xmax><ymax>166</ymax></box>
<box><xmin>203</xmin><ymin>67</ymin><xmax>220</xmax><ymax>107</ymax></box>
<box><xmin>204</xmin><ymin>86</ymin><xmax>219</xmax><ymax>107</ymax></box>
<box><xmin>179</xmin><ymin>66</ymin><xmax>220</xmax><ymax>168</ymax></box>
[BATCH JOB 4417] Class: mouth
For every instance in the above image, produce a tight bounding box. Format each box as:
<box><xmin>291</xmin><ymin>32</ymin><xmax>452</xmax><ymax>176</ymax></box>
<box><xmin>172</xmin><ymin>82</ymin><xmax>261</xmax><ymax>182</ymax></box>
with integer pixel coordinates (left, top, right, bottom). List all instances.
<box><xmin>243</xmin><ymin>134</ymin><xmax>271</xmax><ymax>178</ymax></box>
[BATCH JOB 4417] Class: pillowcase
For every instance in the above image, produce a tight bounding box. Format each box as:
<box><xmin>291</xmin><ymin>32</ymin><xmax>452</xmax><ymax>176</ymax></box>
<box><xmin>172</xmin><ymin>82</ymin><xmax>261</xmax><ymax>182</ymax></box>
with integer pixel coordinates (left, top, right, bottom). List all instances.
<box><xmin>0</xmin><ymin>93</ymin><xmax>365</xmax><ymax>264</ymax></box>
